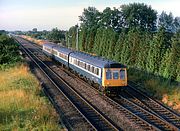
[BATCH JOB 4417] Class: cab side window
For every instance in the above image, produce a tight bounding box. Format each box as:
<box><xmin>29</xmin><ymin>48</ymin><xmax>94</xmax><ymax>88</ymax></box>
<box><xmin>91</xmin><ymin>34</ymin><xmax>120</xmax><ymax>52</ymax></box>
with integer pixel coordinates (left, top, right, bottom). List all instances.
<box><xmin>106</xmin><ymin>70</ymin><xmax>112</xmax><ymax>79</ymax></box>
<box><xmin>120</xmin><ymin>69</ymin><xmax>125</xmax><ymax>80</ymax></box>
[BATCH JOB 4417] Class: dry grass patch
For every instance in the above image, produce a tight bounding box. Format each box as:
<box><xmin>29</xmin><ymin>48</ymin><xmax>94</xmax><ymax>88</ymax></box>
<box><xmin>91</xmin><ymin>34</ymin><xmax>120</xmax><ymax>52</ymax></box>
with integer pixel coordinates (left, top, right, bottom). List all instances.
<box><xmin>128</xmin><ymin>69</ymin><xmax>180</xmax><ymax>112</ymax></box>
<box><xmin>0</xmin><ymin>64</ymin><xmax>63</xmax><ymax>130</ymax></box>
<box><xmin>145</xmin><ymin>79</ymin><xmax>180</xmax><ymax>112</ymax></box>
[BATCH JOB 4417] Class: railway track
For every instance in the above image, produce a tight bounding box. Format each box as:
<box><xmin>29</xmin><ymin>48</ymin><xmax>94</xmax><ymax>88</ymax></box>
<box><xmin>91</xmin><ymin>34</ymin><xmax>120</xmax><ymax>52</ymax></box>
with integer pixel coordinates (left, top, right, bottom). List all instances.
<box><xmin>17</xmin><ymin>39</ymin><xmax>119</xmax><ymax>131</ymax></box>
<box><xmin>114</xmin><ymin>92</ymin><xmax>179</xmax><ymax>131</ymax></box>
<box><xmin>16</xmin><ymin>36</ymin><xmax>180</xmax><ymax>130</ymax></box>
<box><xmin>127</xmin><ymin>81</ymin><xmax>180</xmax><ymax>129</ymax></box>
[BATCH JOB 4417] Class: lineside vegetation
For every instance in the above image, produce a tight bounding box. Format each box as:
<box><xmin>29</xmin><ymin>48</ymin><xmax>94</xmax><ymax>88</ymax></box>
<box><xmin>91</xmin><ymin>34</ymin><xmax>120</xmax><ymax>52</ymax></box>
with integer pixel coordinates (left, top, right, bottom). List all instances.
<box><xmin>0</xmin><ymin>33</ymin><xmax>63</xmax><ymax>130</ymax></box>
<box><xmin>66</xmin><ymin>3</ymin><xmax>180</xmax><ymax>111</ymax></box>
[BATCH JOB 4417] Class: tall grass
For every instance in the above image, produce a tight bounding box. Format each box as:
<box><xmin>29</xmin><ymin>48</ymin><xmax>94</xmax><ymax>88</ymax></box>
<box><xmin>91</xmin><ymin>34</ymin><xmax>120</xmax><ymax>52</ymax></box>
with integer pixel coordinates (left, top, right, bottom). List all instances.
<box><xmin>0</xmin><ymin>64</ymin><xmax>64</xmax><ymax>130</ymax></box>
<box><xmin>128</xmin><ymin>68</ymin><xmax>180</xmax><ymax>112</ymax></box>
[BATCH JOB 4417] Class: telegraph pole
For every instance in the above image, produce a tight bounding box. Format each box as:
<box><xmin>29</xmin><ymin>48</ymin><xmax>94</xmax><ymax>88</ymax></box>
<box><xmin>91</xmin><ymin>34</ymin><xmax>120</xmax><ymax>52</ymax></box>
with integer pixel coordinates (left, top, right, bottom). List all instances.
<box><xmin>76</xmin><ymin>24</ymin><xmax>78</xmax><ymax>51</ymax></box>
<box><xmin>67</xmin><ymin>37</ymin><xmax>69</xmax><ymax>48</ymax></box>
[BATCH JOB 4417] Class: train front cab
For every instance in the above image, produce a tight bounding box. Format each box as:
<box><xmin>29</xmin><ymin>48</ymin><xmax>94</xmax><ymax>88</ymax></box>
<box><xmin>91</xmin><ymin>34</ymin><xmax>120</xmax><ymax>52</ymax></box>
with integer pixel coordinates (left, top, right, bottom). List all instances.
<box><xmin>102</xmin><ymin>67</ymin><xmax>127</xmax><ymax>94</ymax></box>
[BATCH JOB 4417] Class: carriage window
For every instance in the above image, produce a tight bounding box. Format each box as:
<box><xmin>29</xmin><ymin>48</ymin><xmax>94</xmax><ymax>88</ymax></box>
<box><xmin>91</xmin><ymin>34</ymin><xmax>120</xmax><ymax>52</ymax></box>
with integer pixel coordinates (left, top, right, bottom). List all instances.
<box><xmin>91</xmin><ymin>66</ymin><xmax>94</xmax><ymax>73</ymax></box>
<box><xmin>113</xmin><ymin>71</ymin><xmax>119</xmax><ymax>79</ymax></box>
<box><xmin>80</xmin><ymin>62</ymin><xmax>83</xmax><ymax>67</ymax></box>
<box><xmin>74</xmin><ymin>59</ymin><xmax>76</xmax><ymax>65</ymax></box>
<box><xmin>106</xmin><ymin>70</ymin><xmax>112</xmax><ymax>79</ymax></box>
<box><xmin>70</xmin><ymin>57</ymin><xmax>72</xmax><ymax>63</ymax></box>
<box><xmin>120</xmin><ymin>69</ymin><xmax>125</xmax><ymax>80</ymax></box>
<box><xmin>52</xmin><ymin>50</ymin><xmax>57</xmax><ymax>55</ymax></box>
<box><xmin>87</xmin><ymin>65</ymin><xmax>90</xmax><ymax>71</ymax></box>
<box><xmin>85</xmin><ymin>64</ymin><xmax>88</xmax><ymax>70</ymax></box>
<box><xmin>95</xmin><ymin>68</ymin><xmax>99</xmax><ymax>76</ymax></box>
<box><xmin>97</xmin><ymin>68</ymin><xmax>99</xmax><ymax>76</ymax></box>
<box><xmin>83</xmin><ymin>62</ymin><xmax>85</xmax><ymax>69</ymax></box>
<box><xmin>65</xmin><ymin>55</ymin><xmax>67</xmax><ymax>60</ymax></box>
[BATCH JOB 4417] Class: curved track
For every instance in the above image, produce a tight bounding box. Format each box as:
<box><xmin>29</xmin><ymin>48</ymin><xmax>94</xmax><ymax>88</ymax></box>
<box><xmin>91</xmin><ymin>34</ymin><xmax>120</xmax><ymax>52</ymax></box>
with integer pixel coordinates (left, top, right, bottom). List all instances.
<box><xmin>17</xmin><ymin>38</ymin><xmax>119</xmax><ymax>131</ymax></box>
<box><xmin>114</xmin><ymin>93</ymin><xmax>178</xmax><ymax>131</ymax></box>
<box><xmin>128</xmin><ymin>81</ymin><xmax>180</xmax><ymax>129</ymax></box>
<box><xmin>15</xmin><ymin>36</ymin><xmax>180</xmax><ymax>131</ymax></box>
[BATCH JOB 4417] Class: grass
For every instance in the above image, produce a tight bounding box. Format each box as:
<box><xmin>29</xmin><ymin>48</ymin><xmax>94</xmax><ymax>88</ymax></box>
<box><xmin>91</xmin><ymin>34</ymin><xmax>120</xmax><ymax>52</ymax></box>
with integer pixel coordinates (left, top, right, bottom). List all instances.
<box><xmin>0</xmin><ymin>63</ymin><xmax>64</xmax><ymax>130</ymax></box>
<box><xmin>128</xmin><ymin>68</ymin><xmax>180</xmax><ymax>112</ymax></box>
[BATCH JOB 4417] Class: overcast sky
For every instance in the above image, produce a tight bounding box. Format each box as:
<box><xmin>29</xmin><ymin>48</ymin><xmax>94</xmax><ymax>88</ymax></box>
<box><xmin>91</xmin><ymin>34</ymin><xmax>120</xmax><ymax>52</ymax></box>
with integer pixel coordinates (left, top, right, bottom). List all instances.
<box><xmin>0</xmin><ymin>0</ymin><xmax>180</xmax><ymax>31</ymax></box>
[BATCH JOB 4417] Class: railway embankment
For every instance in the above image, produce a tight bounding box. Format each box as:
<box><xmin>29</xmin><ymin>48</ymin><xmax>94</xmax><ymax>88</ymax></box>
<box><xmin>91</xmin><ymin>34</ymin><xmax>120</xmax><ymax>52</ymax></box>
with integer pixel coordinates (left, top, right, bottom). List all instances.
<box><xmin>0</xmin><ymin>64</ymin><xmax>64</xmax><ymax>130</ymax></box>
<box><xmin>128</xmin><ymin>68</ymin><xmax>180</xmax><ymax>113</ymax></box>
<box><xmin>0</xmin><ymin>34</ymin><xmax>64</xmax><ymax>130</ymax></box>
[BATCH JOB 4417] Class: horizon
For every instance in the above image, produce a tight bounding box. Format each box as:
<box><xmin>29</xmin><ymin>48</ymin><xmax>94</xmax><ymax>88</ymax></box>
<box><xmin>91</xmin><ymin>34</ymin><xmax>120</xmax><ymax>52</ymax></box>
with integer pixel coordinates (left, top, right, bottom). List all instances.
<box><xmin>1</xmin><ymin>0</ymin><xmax>180</xmax><ymax>31</ymax></box>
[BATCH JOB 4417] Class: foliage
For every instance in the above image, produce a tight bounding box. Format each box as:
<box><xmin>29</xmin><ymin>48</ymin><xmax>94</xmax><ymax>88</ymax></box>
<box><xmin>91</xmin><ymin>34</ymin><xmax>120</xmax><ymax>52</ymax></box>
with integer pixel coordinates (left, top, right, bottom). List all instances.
<box><xmin>158</xmin><ymin>11</ymin><xmax>180</xmax><ymax>32</ymax></box>
<box><xmin>128</xmin><ymin>68</ymin><xmax>180</xmax><ymax>112</ymax></box>
<box><xmin>100</xmin><ymin>7</ymin><xmax>124</xmax><ymax>32</ymax></box>
<box><xmin>93</xmin><ymin>27</ymin><xmax>104</xmax><ymax>55</ymax></box>
<box><xmin>46</xmin><ymin>28</ymin><xmax>65</xmax><ymax>43</ymax></box>
<box><xmin>67</xmin><ymin>3</ymin><xmax>180</xmax><ymax>83</ymax></box>
<box><xmin>114</xmin><ymin>29</ymin><xmax>127</xmax><ymax>62</ymax></box>
<box><xmin>79</xmin><ymin>7</ymin><xmax>101</xmax><ymax>28</ymax></box>
<box><xmin>67</xmin><ymin>26</ymin><xmax>77</xmax><ymax>49</ymax></box>
<box><xmin>0</xmin><ymin>34</ymin><xmax>21</xmax><ymax>67</ymax></box>
<box><xmin>79</xmin><ymin>27</ymin><xmax>87</xmax><ymax>51</ymax></box>
<box><xmin>121</xmin><ymin>3</ymin><xmax>157</xmax><ymax>31</ymax></box>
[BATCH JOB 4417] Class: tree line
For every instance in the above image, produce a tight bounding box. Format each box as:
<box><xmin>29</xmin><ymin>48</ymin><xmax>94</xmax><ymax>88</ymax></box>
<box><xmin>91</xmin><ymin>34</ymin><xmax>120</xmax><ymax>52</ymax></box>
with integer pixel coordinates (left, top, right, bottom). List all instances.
<box><xmin>24</xmin><ymin>28</ymin><xmax>66</xmax><ymax>44</ymax></box>
<box><xmin>67</xmin><ymin>3</ymin><xmax>180</xmax><ymax>82</ymax></box>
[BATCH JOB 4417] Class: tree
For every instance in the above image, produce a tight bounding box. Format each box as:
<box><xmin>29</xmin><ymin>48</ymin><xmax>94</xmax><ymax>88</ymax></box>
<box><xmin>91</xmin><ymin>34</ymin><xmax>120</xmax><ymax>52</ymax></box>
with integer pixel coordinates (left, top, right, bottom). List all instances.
<box><xmin>158</xmin><ymin>12</ymin><xmax>180</xmax><ymax>33</ymax></box>
<box><xmin>148</xmin><ymin>27</ymin><xmax>170</xmax><ymax>74</ymax></box>
<box><xmin>136</xmin><ymin>32</ymin><xmax>152</xmax><ymax>70</ymax></box>
<box><xmin>173</xmin><ymin>17</ymin><xmax>180</xmax><ymax>32</ymax></box>
<box><xmin>79</xmin><ymin>27</ymin><xmax>87</xmax><ymax>51</ymax></box>
<box><xmin>99</xmin><ymin>7</ymin><xmax>124</xmax><ymax>32</ymax></box>
<box><xmin>93</xmin><ymin>27</ymin><xmax>104</xmax><ymax>55</ymax></box>
<box><xmin>168</xmin><ymin>32</ymin><xmax>180</xmax><ymax>81</ymax></box>
<box><xmin>146</xmin><ymin>40</ymin><xmax>156</xmax><ymax>73</ymax></box>
<box><xmin>126</xmin><ymin>28</ymin><xmax>142</xmax><ymax>66</ymax></box>
<box><xmin>67</xmin><ymin>26</ymin><xmax>77</xmax><ymax>48</ymax></box>
<box><xmin>107</xmin><ymin>28</ymin><xmax>117</xmax><ymax>59</ymax></box>
<box><xmin>98</xmin><ymin>27</ymin><xmax>117</xmax><ymax>58</ymax></box>
<box><xmin>121</xmin><ymin>3</ymin><xmax>157</xmax><ymax>31</ymax></box>
<box><xmin>85</xmin><ymin>27</ymin><xmax>97</xmax><ymax>53</ymax></box>
<box><xmin>158</xmin><ymin>11</ymin><xmax>174</xmax><ymax>32</ymax></box>
<box><xmin>79</xmin><ymin>7</ymin><xmax>101</xmax><ymax>28</ymax></box>
<box><xmin>159</xmin><ymin>48</ymin><xmax>171</xmax><ymax>79</ymax></box>
<box><xmin>114</xmin><ymin>29</ymin><xmax>127</xmax><ymax>62</ymax></box>
<box><xmin>47</xmin><ymin>28</ymin><xmax>65</xmax><ymax>43</ymax></box>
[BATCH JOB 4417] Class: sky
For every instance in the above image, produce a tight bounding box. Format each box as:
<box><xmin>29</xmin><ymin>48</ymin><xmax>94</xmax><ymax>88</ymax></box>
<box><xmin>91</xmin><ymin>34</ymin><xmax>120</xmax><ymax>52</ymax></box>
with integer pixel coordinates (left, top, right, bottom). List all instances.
<box><xmin>0</xmin><ymin>0</ymin><xmax>180</xmax><ymax>31</ymax></box>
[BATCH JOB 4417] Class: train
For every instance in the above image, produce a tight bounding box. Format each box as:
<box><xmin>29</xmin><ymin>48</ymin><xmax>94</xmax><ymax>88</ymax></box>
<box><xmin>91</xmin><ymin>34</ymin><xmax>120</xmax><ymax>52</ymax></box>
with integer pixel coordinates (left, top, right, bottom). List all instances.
<box><xmin>42</xmin><ymin>43</ymin><xmax>127</xmax><ymax>94</ymax></box>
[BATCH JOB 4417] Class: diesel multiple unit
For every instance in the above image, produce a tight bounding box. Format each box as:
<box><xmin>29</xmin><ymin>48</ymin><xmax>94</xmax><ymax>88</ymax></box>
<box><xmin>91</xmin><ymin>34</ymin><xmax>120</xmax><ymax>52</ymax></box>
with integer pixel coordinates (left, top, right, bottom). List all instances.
<box><xmin>43</xmin><ymin>43</ymin><xmax>127</xmax><ymax>93</ymax></box>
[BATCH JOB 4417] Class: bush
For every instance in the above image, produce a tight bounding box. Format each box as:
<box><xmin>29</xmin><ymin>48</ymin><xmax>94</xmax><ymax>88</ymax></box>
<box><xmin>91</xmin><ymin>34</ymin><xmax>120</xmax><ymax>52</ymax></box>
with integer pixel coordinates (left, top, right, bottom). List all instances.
<box><xmin>0</xmin><ymin>34</ymin><xmax>21</xmax><ymax>68</ymax></box>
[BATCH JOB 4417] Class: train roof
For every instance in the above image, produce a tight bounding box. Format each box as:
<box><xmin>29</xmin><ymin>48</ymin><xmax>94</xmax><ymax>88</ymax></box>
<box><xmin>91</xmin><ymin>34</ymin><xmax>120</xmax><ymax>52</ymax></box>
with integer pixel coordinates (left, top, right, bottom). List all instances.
<box><xmin>53</xmin><ymin>46</ymin><xmax>72</xmax><ymax>55</ymax></box>
<box><xmin>43</xmin><ymin>43</ymin><xmax>72</xmax><ymax>55</ymax></box>
<box><xmin>70</xmin><ymin>51</ymin><xmax>126</xmax><ymax>68</ymax></box>
<box><xmin>43</xmin><ymin>43</ymin><xmax>57</xmax><ymax>48</ymax></box>
<box><xmin>43</xmin><ymin>43</ymin><xmax>126</xmax><ymax>68</ymax></box>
